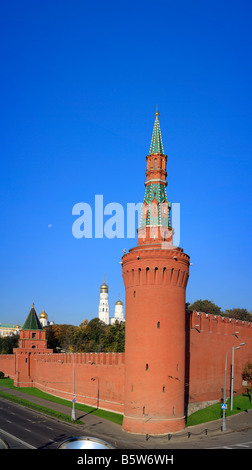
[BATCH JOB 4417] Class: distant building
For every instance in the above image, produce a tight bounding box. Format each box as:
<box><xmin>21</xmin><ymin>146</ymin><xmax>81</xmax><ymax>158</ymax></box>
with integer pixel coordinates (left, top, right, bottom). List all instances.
<box><xmin>0</xmin><ymin>323</ymin><xmax>21</xmax><ymax>337</ymax></box>
<box><xmin>39</xmin><ymin>307</ymin><xmax>55</xmax><ymax>327</ymax></box>
<box><xmin>110</xmin><ymin>298</ymin><xmax>125</xmax><ymax>325</ymax></box>
<box><xmin>98</xmin><ymin>278</ymin><xmax>110</xmax><ymax>325</ymax></box>
<box><xmin>98</xmin><ymin>278</ymin><xmax>125</xmax><ymax>325</ymax></box>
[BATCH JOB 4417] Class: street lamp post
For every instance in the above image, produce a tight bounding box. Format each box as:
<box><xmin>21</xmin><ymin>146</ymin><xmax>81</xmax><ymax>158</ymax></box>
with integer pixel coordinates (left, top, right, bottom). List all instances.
<box><xmin>222</xmin><ymin>342</ymin><xmax>246</xmax><ymax>430</ymax></box>
<box><xmin>71</xmin><ymin>353</ymin><xmax>76</xmax><ymax>421</ymax></box>
<box><xmin>230</xmin><ymin>343</ymin><xmax>245</xmax><ymax>411</ymax></box>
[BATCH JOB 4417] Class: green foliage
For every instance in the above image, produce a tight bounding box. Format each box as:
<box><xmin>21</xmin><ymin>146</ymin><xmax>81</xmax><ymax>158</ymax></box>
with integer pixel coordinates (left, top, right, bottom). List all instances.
<box><xmin>188</xmin><ymin>300</ymin><xmax>252</xmax><ymax>321</ymax></box>
<box><xmin>224</xmin><ymin>308</ymin><xmax>252</xmax><ymax>322</ymax></box>
<box><xmin>0</xmin><ymin>334</ymin><xmax>19</xmax><ymax>354</ymax></box>
<box><xmin>45</xmin><ymin>318</ymin><xmax>125</xmax><ymax>353</ymax></box>
<box><xmin>242</xmin><ymin>362</ymin><xmax>252</xmax><ymax>402</ymax></box>
<box><xmin>188</xmin><ymin>299</ymin><xmax>222</xmax><ymax>315</ymax></box>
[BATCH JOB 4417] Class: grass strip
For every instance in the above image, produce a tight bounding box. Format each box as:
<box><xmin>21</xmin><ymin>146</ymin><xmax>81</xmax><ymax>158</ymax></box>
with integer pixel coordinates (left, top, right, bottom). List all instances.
<box><xmin>0</xmin><ymin>389</ymin><xmax>80</xmax><ymax>424</ymax></box>
<box><xmin>187</xmin><ymin>394</ymin><xmax>252</xmax><ymax>426</ymax></box>
<box><xmin>0</xmin><ymin>378</ymin><xmax>123</xmax><ymax>425</ymax></box>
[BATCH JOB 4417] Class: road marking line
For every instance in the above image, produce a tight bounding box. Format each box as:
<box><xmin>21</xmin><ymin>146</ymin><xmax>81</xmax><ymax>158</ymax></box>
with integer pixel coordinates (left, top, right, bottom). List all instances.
<box><xmin>0</xmin><ymin>427</ymin><xmax>37</xmax><ymax>449</ymax></box>
<box><xmin>25</xmin><ymin>428</ymin><xmax>32</xmax><ymax>432</ymax></box>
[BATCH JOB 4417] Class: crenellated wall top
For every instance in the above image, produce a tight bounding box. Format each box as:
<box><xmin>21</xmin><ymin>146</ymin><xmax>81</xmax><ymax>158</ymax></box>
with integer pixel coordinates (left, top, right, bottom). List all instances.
<box><xmin>188</xmin><ymin>310</ymin><xmax>252</xmax><ymax>336</ymax></box>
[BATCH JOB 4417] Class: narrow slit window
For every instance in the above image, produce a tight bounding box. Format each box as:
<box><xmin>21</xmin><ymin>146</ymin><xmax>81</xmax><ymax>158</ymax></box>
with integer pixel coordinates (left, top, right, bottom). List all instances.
<box><xmin>146</xmin><ymin>363</ymin><xmax>149</xmax><ymax>371</ymax></box>
<box><xmin>157</xmin><ymin>321</ymin><xmax>160</xmax><ymax>329</ymax></box>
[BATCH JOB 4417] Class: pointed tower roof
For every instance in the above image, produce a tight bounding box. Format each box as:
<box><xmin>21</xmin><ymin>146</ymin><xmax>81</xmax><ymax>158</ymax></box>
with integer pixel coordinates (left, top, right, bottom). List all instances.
<box><xmin>149</xmin><ymin>110</ymin><xmax>164</xmax><ymax>155</ymax></box>
<box><xmin>22</xmin><ymin>303</ymin><xmax>43</xmax><ymax>330</ymax></box>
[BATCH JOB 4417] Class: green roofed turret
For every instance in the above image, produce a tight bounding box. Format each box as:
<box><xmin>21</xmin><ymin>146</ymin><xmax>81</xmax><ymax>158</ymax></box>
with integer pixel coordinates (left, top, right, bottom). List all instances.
<box><xmin>22</xmin><ymin>303</ymin><xmax>43</xmax><ymax>330</ymax></box>
<box><xmin>149</xmin><ymin>110</ymin><xmax>164</xmax><ymax>155</ymax></box>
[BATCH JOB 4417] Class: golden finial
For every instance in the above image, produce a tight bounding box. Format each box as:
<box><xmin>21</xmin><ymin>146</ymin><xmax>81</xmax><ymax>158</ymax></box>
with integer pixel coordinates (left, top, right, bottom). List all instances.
<box><xmin>156</xmin><ymin>104</ymin><xmax>160</xmax><ymax>117</ymax></box>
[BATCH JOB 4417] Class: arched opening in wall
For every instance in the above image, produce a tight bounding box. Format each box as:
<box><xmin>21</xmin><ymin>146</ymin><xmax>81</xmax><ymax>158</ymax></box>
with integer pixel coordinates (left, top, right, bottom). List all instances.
<box><xmin>143</xmin><ymin>406</ymin><xmax>145</xmax><ymax>415</ymax></box>
<box><xmin>154</xmin><ymin>158</ymin><xmax>157</xmax><ymax>169</ymax></box>
<box><xmin>146</xmin><ymin>363</ymin><xmax>149</xmax><ymax>371</ymax></box>
<box><xmin>138</xmin><ymin>268</ymin><xmax>141</xmax><ymax>284</ymax></box>
<box><xmin>162</xmin><ymin>267</ymin><xmax>166</xmax><ymax>283</ymax></box>
<box><xmin>163</xmin><ymin>386</ymin><xmax>165</xmax><ymax>393</ymax></box>
<box><xmin>133</xmin><ymin>290</ymin><xmax>136</xmax><ymax>297</ymax></box>
<box><xmin>157</xmin><ymin>321</ymin><xmax>160</xmax><ymax>329</ymax></box>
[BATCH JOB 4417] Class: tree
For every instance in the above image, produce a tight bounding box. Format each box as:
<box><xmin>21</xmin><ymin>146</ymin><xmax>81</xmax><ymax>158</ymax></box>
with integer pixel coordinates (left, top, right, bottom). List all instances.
<box><xmin>45</xmin><ymin>324</ymin><xmax>78</xmax><ymax>352</ymax></box>
<box><xmin>0</xmin><ymin>334</ymin><xmax>19</xmax><ymax>354</ymax></box>
<box><xmin>102</xmin><ymin>322</ymin><xmax>125</xmax><ymax>352</ymax></box>
<box><xmin>223</xmin><ymin>308</ymin><xmax>252</xmax><ymax>322</ymax></box>
<box><xmin>45</xmin><ymin>318</ymin><xmax>125</xmax><ymax>353</ymax></box>
<box><xmin>242</xmin><ymin>363</ymin><xmax>252</xmax><ymax>403</ymax></box>
<box><xmin>188</xmin><ymin>299</ymin><xmax>222</xmax><ymax>315</ymax></box>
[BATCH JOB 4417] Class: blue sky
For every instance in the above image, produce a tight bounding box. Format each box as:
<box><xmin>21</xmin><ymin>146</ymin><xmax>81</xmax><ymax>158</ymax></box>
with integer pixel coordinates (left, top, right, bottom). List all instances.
<box><xmin>0</xmin><ymin>0</ymin><xmax>251</xmax><ymax>326</ymax></box>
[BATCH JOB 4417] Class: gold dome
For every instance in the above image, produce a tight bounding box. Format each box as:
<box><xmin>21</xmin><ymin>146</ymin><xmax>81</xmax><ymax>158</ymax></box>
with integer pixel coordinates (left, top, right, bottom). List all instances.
<box><xmin>100</xmin><ymin>281</ymin><xmax>108</xmax><ymax>292</ymax></box>
<box><xmin>39</xmin><ymin>307</ymin><xmax>48</xmax><ymax>319</ymax></box>
<box><xmin>100</xmin><ymin>276</ymin><xmax>108</xmax><ymax>292</ymax></box>
<box><xmin>115</xmin><ymin>299</ymin><xmax>123</xmax><ymax>306</ymax></box>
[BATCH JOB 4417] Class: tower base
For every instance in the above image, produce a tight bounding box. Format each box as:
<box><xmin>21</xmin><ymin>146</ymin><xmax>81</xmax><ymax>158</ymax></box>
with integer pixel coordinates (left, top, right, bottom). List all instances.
<box><xmin>122</xmin><ymin>414</ymin><xmax>186</xmax><ymax>435</ymax></box>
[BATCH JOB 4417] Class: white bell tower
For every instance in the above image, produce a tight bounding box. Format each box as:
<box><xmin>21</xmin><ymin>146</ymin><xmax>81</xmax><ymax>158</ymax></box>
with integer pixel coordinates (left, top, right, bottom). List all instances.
<box><xmin>98</xmin><ymin>277</ymin><xmax>110</xmax><ymax>325</ymax></box>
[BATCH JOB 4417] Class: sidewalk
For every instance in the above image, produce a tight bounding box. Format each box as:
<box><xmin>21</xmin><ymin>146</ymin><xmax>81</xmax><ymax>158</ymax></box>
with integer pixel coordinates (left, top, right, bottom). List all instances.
<box><xmin>1</xmin><ymin>385</ymin><xmax>252</xmax><ymax>449</ymax></box>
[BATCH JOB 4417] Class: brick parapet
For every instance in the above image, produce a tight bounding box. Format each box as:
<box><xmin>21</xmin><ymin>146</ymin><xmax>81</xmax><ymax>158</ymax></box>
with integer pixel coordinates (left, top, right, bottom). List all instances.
<box><xmin>189</xmin><ymin>310</ymin><xmax>252</xmax><ymax>337</ymax></box>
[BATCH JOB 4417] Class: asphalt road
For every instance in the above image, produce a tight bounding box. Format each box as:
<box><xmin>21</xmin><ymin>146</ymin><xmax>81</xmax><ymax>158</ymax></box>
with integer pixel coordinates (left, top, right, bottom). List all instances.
<box><xmin>1</xmin><ymin>396</ymin><xmax>252</xmax><ymax>451</ymax></box>
<box><xmin>0</xmin><ymin>398</ymin><xmax>94</xmax><ymax>449</ymax></box>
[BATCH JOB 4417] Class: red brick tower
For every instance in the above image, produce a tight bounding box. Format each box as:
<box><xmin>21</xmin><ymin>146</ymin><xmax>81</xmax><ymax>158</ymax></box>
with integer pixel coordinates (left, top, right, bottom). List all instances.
<box><xmin>13</xmin><ymin>304</ymin><xmax>52</xmax><ymax>387</ymax></box>
<box><xmin>122</xmin><ymin>111</ymin><xmax>190</xmax><ymax>434</ymax></box>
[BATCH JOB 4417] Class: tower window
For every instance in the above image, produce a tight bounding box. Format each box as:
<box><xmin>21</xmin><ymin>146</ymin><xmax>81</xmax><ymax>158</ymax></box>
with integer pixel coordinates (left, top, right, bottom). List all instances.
<box><xmin>154</xmin><ymin>158</ymin><xmax>157</xmax><ymax>169</ymax></box>
<box><xmin>146</xmin><ymin>363</ymin><xmax>149</xmax><ymax>371</ymax></box>
<box><xmin>133</xmin><ymin>290</ymin><xmax>136</xmax><ymax>297</ymax></box>
<box><xmin>32</xmin><ymin>333</ymin><xmax>36</xmax><ymax>339</ymax></box>
<box><xmin>157</xmin><ymin>321</ymin><xmax>160</xmax><ymax>329</ymax></box>
<box><xmin>163</xmin><ymin>386</ymin><xmax>165</xmax><ymax>393</ymax></box>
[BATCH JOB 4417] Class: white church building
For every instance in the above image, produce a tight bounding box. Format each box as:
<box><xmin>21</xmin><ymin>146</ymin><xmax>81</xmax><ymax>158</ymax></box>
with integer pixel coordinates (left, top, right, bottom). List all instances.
<box><xmin>98</xmin><ymin>278</ymin><xmax>124</xmax><ymax>325</ymax></box>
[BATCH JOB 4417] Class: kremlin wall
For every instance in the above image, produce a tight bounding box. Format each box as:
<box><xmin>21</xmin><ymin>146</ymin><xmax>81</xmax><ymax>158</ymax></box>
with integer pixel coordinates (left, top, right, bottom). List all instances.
<box><xmin>0</xmin><ymin>310</ymin><xmax>251</xmax><ymax>421</ymax></box>
<box><xmin>0</xmin><ymin>112</ymin><xmax>251</xmax><ymax>434</ymax></box>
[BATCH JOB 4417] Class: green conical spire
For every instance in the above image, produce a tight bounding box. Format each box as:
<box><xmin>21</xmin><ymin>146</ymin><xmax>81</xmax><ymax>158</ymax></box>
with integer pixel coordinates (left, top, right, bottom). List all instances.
<box><xmin>22</xmin><ymin>303</ymin><xmax>43</xmax><ymax>330</ymax></box>
<box><xmin>149</xmin><ymin>110</ymin><xmax>164</xmax><ymax>155</ymax></box>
